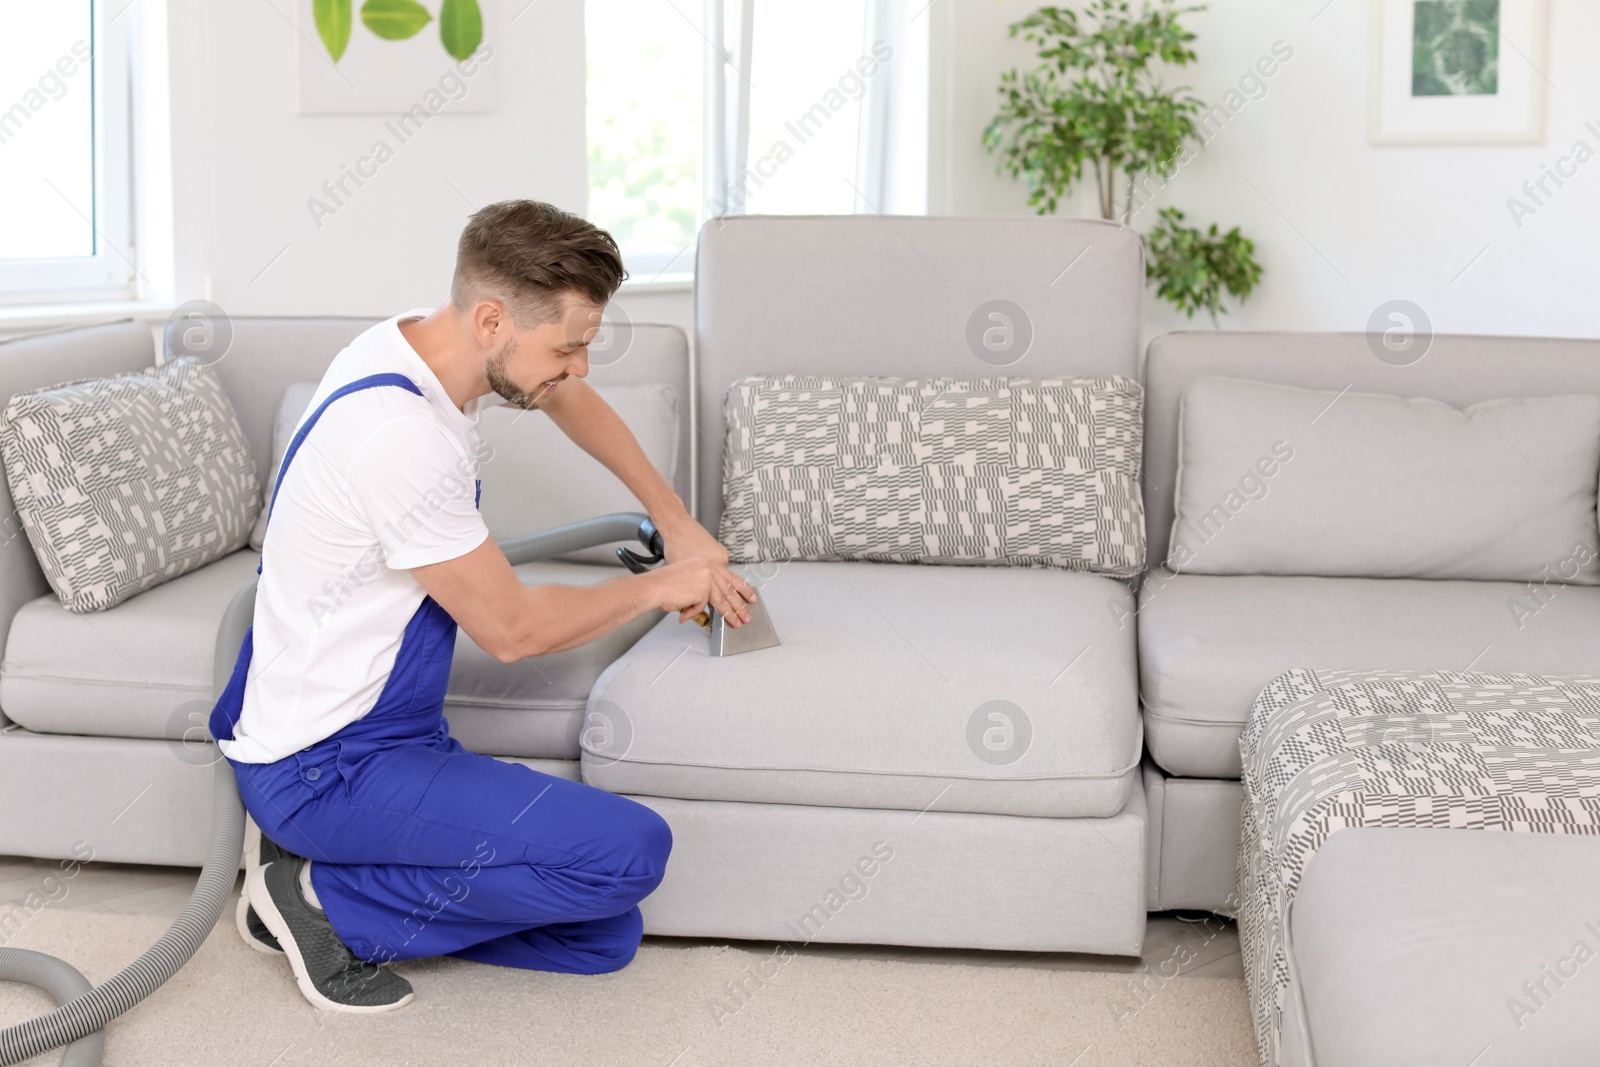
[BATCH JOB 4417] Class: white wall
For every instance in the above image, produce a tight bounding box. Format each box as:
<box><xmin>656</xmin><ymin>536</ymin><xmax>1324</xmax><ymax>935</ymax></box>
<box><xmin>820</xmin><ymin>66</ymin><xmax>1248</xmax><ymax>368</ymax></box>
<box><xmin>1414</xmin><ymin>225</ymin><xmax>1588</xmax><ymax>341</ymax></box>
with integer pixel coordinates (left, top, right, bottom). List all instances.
<box><xmin>166</xmin><ymin>0</ymin><xmax>1599</xmax><ymax>341</ymax></box>
<box><xmin>936</xmin><ymin>0</ymin><xmax>1600</xmax><ymax>340</ymax></box>
<box><xmin>165</xmin><ymin>0</ymin><xmax>588</xmax><ymax>318</ymax></box>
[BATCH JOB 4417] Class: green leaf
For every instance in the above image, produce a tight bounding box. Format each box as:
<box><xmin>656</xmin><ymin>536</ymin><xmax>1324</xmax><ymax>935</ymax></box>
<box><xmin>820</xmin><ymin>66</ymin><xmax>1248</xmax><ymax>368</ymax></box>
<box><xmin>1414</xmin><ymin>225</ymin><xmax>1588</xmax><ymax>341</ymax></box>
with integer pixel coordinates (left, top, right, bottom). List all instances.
<box><xmin>985</xmin><ymin>0</ymin><xmax>1212</xmax><ymax>221</ymax></box>
<box><xmin>314</xmin><ymin>0</ymin><xmax>352</xmax><ymax>62</ymax></box>
<box><xmin>361</xmin><ymin>0</ymin><xmax>432</xmax><ymax>40</ymax></box>
<box><xmin>439</xmin><ymin>0</ymin><xmax>483</xmax><ymax>60</ymax></box>
<box><xmin>1141</xmin><ymin>206</ymin><xmax>1261</xmax><ymax>321</ymax></box>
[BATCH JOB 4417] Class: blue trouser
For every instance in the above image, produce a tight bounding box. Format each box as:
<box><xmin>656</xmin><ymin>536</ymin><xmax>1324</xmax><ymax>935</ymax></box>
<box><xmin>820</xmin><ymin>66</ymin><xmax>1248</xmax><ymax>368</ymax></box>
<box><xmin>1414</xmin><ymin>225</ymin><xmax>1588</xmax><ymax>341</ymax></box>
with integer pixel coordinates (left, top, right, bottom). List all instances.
<box><xmin>209</xmin><ymin>374</ymin><xmax>672</xmax><ymax>974</ymax></box>
<box><xmin>224</xmin><ymin>713</ymin><xmax>671</xmax><ymax>973</ymax></box>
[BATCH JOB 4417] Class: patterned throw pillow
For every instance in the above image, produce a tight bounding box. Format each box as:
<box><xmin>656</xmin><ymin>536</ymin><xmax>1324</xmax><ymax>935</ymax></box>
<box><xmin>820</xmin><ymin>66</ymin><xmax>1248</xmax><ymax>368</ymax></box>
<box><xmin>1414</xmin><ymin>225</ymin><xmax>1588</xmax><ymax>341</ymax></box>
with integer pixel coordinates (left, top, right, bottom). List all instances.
<box><xmin>0</xmin><ymin>359</ymin><xmax>261</xmax><ymax>612</ymax></box>
<box><xmin>718</xmin><ymin>375</ymin><xmax>1146</xmax><ymax>577</ymax></box>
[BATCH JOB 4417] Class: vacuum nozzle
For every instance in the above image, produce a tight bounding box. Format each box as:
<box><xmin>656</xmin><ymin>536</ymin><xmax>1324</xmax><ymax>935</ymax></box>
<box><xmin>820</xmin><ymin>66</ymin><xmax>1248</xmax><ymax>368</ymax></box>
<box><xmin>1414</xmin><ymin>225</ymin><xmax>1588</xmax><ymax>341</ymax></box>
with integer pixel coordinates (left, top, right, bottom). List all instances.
<box><xmin>615</xmin><ymin>519</ymin><xmax>780</xmax><ymax>657</ymax></box>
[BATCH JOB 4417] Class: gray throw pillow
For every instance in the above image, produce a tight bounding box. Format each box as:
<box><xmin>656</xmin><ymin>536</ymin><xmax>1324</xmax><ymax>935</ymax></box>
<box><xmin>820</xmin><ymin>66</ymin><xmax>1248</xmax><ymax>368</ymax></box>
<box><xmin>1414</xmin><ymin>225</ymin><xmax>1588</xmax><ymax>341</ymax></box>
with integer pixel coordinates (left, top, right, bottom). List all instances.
<box><xmin>0</xmin><ymin>359</ymin><xmax>260</xmax><ymax>612</ymax></box>
<box><xmin>1168</xmin><ymin>376</ymin><xmax>1600</xmax><ymax>582</ymax></box>
<box><xmin>718</xmin><ymin>374</ymin><xmax>1146</xmax><ymax>577</ymax></box>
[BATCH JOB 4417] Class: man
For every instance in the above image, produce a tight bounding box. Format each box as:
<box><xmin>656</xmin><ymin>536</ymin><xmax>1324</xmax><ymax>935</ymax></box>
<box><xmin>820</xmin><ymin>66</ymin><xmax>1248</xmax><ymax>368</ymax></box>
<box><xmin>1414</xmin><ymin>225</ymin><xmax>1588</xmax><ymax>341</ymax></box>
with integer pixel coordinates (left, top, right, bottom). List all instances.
<box><xmin>208</xmin><ymin>200</ymin><xmax>758</xmax><ymax>1013</ymax></box>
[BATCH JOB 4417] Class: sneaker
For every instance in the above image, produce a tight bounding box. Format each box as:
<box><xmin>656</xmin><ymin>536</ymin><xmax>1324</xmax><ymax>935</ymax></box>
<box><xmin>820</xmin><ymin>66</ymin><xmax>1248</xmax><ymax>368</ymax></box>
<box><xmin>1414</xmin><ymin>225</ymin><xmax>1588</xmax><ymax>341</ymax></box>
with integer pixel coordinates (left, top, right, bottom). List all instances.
<box><xmin>247</xmin><ymin>857</ymin><xmax>415</xmax><ymax>1014</ymax></box>
<box><xmin>244</xmin><ymin>814</ymin><xmax>295</xmax><ymax>872</ymax></box>
<box><xmin>237</xmin><ymin>897</ymin><xmax>285</xmax><ymax>956</ymax></box>
<box><xmin>236</xmin><ymin>814</ymin><xmax>293</xmax><ymax>955</ymax></box>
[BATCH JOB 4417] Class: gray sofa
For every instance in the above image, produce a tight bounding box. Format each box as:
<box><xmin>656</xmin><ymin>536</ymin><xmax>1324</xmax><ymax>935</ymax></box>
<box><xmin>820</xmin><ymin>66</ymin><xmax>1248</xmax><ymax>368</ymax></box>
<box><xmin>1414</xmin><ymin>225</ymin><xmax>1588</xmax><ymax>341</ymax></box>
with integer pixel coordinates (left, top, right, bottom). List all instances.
<box><xmin>2</xmin><ymin>214</ymin><xmax>1598</xmax><ymax>1000</ymax></box>
<box><xmin>0</xmin><ymin>215</ymin><xmax>1154</xmax><ymax>957</ymax></box>
<box><xmin>1137</xmin><ymin>329</ymin><xmax>1600</xmax><ymax>914</ymax></box>
<box><xmin>0</xmin><ymin>315</ymin><xmax>692</xmax><ymax>865</ymax></box>
<box><xmin>586</xmin><ymin>215</ymin><xmax>1151</xmax><ymax>953</ymax></box>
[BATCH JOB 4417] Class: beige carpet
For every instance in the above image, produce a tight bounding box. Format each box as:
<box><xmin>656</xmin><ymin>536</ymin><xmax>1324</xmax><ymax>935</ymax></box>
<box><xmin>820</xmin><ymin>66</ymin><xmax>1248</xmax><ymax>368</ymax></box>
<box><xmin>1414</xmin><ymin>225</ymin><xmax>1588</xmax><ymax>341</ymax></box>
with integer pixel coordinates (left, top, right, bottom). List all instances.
<box><xmin>1</xmin><ymin>909</ymin><xmax>1254</xmax><ymax>1066</ymax></box>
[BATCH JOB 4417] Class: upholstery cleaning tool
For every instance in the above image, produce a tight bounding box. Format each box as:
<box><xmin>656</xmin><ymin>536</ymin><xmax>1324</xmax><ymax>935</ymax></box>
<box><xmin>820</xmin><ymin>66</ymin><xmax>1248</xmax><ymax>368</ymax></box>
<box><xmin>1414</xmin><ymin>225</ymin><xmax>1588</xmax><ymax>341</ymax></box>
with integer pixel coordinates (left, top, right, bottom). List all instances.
<box><xmin>0</xmin><ymin>512</ymin><xmax>747</xmax><ymax>1066</ymax></box>
<box><xmin>609</xmin><ymin>515</ymin><xmax>781</xmax><ymax>656</ymax></box>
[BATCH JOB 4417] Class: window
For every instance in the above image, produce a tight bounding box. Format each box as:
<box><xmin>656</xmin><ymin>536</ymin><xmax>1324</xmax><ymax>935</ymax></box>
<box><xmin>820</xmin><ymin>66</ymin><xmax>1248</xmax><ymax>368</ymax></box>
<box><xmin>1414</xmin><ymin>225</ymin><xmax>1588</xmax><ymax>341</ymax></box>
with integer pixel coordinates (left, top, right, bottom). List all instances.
<box><xmin>586</xmin><ymin>0</ymin><xmax>927</xmax><ymax>282</ymax></box>
<box><xmin>585</xmin><ymin>1</ymin><xmax>705</xmax><ymax>280</ymax></box>
<box><xmin>0</xmin><ymin>1</ymin><xmax>133</xmax><ymax>304</ymax></box>
<box><xmin>727</xmin><ymin>0</ymin><xmax>871</xmax><ymax>216</ymax></box>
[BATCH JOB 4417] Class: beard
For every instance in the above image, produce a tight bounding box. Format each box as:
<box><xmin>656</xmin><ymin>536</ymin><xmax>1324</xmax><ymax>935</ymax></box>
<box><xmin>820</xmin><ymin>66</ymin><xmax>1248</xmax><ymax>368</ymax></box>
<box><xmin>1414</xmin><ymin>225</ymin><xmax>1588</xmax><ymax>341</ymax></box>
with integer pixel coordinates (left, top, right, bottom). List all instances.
<box><xmin>485</xmin><ymin>336</ymin><xmax>553</xmax><ymax>410</ymax></box>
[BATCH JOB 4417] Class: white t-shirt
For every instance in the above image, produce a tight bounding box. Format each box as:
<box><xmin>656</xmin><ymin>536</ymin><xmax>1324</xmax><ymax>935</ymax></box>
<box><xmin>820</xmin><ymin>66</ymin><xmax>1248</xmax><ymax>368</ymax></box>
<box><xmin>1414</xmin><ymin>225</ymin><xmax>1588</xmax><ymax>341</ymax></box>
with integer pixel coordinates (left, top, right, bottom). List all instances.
<box><xmin>220</xmin><ymin>309</ymin><xmax>493</xmax><ymax>764</ymax></box>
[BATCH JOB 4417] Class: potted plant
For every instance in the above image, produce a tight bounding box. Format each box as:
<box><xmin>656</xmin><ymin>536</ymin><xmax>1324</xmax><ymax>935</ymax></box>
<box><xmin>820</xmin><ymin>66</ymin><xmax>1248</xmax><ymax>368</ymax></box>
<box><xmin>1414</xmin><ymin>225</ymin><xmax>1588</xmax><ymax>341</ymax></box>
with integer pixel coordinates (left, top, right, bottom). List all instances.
<box><xmin>983</xmin><ymin>1</ymin><xmax>1262</xmax><ymax>321</ymax></box>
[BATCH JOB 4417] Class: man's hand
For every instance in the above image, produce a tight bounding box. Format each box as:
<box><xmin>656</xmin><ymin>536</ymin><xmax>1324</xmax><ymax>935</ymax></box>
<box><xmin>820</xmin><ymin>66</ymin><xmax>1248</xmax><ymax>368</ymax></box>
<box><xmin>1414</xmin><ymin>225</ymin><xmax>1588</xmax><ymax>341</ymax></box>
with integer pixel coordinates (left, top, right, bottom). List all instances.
<box><xmin>653</xmin><ymin>515</ymin><xmax>757</xmax><ymax>627</ymax></box>
<box><xmin>648</xmin><ymin>556</ymin><xmax>758</xmax><ymax>627</ymax></box>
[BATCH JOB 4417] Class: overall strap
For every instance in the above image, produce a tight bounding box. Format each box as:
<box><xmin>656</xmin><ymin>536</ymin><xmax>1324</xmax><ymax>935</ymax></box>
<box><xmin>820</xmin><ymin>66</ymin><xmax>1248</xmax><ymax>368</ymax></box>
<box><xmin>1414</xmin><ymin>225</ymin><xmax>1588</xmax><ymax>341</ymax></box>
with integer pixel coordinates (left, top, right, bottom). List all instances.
<box><xmin>267</xmin><ymin>372</ymin><xmax>423</xmax><ymax>524</ymax></box>
<box><xmin>259</xmin><ymin>373</ymin><xmax>423</xmax><ymax>576</ymax></box>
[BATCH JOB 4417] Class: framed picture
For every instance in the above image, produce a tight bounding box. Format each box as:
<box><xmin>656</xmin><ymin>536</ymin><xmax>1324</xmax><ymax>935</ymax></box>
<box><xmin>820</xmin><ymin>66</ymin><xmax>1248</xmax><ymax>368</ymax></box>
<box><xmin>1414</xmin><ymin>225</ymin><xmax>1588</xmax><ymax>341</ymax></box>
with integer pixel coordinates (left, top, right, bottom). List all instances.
<box><xmin>1369</xmin><ymin>0</ymin><xmax>1548</xmax><ymax>144</ymax></box>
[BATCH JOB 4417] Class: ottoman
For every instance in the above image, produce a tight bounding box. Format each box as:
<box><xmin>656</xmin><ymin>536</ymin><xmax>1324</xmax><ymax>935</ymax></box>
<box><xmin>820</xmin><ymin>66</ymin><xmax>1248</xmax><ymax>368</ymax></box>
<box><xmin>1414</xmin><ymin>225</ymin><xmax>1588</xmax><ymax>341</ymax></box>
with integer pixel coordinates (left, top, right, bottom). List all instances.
<box><xmin>1281</xmin><ymin>827</ymin><xmax>1600</xmax><ymax>1067</ymax></box>
<box><xmin>1238</xmin><ymin>668</ymin><xmax>1600</xmax><ymax>1066</ymax></box>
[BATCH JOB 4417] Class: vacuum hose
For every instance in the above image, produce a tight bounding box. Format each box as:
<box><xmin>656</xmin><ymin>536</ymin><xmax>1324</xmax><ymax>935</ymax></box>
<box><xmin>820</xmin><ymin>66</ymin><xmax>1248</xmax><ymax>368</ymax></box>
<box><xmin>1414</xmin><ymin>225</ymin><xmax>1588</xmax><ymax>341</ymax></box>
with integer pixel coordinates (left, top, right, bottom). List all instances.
<box><xmin>0</xmin><ymin>760</ymin><xmax>244</xmax><ymax>1067</ymax></box>
<box><xmin>0</xmin><ymin>513</ymin><xmax>655</xmax><ymax>1066</ymax></box>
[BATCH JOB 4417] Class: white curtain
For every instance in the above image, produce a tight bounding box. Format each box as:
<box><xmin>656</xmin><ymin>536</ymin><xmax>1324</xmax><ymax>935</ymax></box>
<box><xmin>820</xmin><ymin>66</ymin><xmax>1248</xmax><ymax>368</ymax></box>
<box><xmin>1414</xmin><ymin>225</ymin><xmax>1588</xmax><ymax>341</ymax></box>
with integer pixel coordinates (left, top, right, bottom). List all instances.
<box><xmin>858</xmin><ymin>0</ymin><xmax>928</xmax><ymax>215</ymax></box>
<box><xmin>702</xmin><ymin>0</ymin><xmax>926</xmax><ymax>221</ymax></box>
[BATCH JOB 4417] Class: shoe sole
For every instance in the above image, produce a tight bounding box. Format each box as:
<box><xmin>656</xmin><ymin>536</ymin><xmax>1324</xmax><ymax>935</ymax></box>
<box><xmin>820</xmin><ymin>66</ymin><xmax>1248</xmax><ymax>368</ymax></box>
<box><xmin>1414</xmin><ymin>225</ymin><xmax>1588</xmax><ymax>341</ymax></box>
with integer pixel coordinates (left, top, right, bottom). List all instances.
<box><xmin>245</xmin><ymin>864</ymin><xmax>414</xmax><ymax>1015</ymax></box>
<box><xmin>243</xmin><ymin>814</ymin><xmax>261</xmax><ymax>876</ymax></box>
<box><xmin>236</xmin><ymin>892</ymin><xmax>284</xmax><ymax>956</ymax></box>
<box><xmin>237</xmin><ymin>814</ymin><xmax>283</xmax><ymax>954</ymax></box>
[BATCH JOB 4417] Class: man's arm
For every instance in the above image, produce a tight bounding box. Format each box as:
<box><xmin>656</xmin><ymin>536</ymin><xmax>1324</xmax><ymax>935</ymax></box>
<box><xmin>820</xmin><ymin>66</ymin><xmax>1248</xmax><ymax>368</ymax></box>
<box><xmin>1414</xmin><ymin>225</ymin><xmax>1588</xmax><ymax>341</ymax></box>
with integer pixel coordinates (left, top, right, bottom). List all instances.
<box><xmin>412</xmin><ymin>536</ymin><xmax>756</xmax><ymax>662</ymax></box>
<box><xmin>537</xmin><ymin>377</ymin><xmax>729</xmax><ymax>565</ymax></box>
<box><xmin>539</xmin><ymin>377</ymin><xmax>688</xmax><ymax>527</ymax></box>
<box><xmin>352</xmin><ymin>411</ymin><xmax>754</xmax><ymax>665</ymax></box>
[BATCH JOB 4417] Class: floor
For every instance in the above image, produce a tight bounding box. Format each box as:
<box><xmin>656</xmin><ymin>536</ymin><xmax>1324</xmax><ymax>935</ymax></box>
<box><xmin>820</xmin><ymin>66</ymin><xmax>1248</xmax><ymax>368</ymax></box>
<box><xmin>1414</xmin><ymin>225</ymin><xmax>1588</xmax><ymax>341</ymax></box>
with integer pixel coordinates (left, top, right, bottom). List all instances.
<box><xmin>0</xmin><ymin>852</ymin><xmax>1242</xmax><ymax>979</ymax></box>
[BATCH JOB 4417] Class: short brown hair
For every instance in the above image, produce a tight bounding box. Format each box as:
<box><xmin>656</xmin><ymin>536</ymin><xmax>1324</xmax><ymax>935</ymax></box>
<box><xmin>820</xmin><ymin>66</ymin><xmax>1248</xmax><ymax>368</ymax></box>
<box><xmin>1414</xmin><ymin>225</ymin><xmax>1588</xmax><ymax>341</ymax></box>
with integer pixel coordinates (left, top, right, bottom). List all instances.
<box><xmin>451</xmin><ymin>200</ymin><xmax>627</xmax><ymax>327</ymax></box>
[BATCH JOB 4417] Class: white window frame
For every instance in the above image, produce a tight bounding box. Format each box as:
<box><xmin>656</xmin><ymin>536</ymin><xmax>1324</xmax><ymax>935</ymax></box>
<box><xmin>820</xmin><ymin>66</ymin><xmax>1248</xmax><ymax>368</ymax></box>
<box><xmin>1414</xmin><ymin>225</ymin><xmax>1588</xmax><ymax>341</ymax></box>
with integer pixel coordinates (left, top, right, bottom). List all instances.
<box><xmin>701</xmin><ymin>0</ymin><xmax>752</xmax><ymax>227</ymax></box>
<box><xmin>601</xmin><ymin>0</ymin><xmax>927</xmax><ymax>283</ymax></box>
<box><xmin>0</xmin><ymin>0</ymin><xmax>136</xmax><ymax>306</ymax></box>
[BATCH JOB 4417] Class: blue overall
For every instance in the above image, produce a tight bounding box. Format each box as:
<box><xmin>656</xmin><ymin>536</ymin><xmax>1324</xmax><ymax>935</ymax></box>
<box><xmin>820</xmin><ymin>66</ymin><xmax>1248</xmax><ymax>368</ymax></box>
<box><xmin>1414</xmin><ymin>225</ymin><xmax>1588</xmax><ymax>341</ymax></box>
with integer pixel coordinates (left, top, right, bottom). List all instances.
<box><xmin>209</xmin><ymin>373</ymin><xmax>671</xmax><ymax>974</ymax></box>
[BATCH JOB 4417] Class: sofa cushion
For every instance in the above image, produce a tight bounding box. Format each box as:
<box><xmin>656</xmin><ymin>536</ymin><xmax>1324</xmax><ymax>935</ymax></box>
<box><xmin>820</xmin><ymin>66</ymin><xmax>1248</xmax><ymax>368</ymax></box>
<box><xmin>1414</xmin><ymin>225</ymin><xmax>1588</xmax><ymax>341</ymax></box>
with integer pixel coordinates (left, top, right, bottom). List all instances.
<box><xmin>0</xmin><ymin>552</ymin><xmax>656</xmax><ymax>757</ymax></box>
<box><xmin>1141</xmin><ymin>331</ymin><xmax>1600</xmax><ymax>569</ymax></box>
<box><xmin>1169</xmin><ymin>376</ymin><xmax>1600</xmax><ymax>582</ymax></box>
<box><xmin>718</xmin><ymin>375</ymin><xmax>1146</xmax><ymax>578</ymax></box>
<box><xmin>583</xmin><ymin>560</ymin><xmax>1141</xmax><ymax>817</ymax></box>
<box><xmin>247</xmin><ymin>382</ymin><xmax>319</xmax><ymax>551</ymax></box>
<box><xmin>693</xmin><ymin>217</ymin><xmax>1145</xmax><ymax>537</ymax></box>
<box><xmin>210</xmin><ymin>319</ymin><xmax>692</xmax><ymax>518</ymax></box>
<box><xmin>445</xmin><ymin>562</ymin><xmax>662</xmax><ymax>759</ymax></box>
<box><xmin>1137</xmin><ymin>568</ymin><xmax>1600</xmax><ymax>778</ymax></box>
<box><xmin>0</xmin><ymin>549</ymin><xmax>263</xmax><ymax>740</ymax></box>
<box><xmin>1282</xmin><ymin>828</ymin><xmax>1600</xmax><ymax>1067</ymax></box>
<box><xmin>0</xmin><ymin>359</ymin><xmax>261</xmax><ymax>612</ymax></box>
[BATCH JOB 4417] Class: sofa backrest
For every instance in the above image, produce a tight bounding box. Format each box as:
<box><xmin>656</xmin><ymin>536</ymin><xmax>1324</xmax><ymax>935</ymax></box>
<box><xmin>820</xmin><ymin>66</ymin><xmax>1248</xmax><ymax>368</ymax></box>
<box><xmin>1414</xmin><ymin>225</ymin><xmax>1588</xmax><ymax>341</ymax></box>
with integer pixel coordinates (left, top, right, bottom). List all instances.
<box><xmin>693</xmin><ymin>215</ymin><xmax>1144</xmax><ymax>532</ymax></box>
<box><xmin>209</xmin><ymin>316</ymin><xmax>692</xmax><ymax>505</ymax></box>
<box><xmin>1142</xmin><ymin>331</ymin><xmax>1600</xmax><ymax>567</ymax></box>
<box><xmin>208</xmin><ymin>317</ymin><xmax>378</xmax><ymax>488</ymax></box>
<box><xmin>0</xmin><ymin>320</ymin><xmax>157</xmax><ymax>679</ymax></box>
<box><xmin>0</xmin><ymin>314</ymin><xmax>688</xmax><ymax>686</ymax></box>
